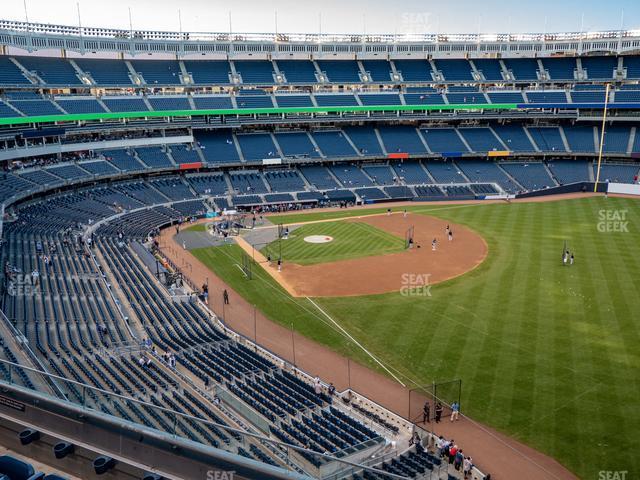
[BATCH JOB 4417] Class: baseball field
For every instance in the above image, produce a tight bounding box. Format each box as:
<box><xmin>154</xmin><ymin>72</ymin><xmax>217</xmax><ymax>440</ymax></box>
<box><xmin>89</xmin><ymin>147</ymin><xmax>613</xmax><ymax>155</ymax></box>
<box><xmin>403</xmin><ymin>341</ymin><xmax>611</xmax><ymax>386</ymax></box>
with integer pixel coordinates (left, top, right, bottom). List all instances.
<box><xmin>189</xmin><ymin>195</ymin><xmax>639</xmax><ymax>480</ymax></box>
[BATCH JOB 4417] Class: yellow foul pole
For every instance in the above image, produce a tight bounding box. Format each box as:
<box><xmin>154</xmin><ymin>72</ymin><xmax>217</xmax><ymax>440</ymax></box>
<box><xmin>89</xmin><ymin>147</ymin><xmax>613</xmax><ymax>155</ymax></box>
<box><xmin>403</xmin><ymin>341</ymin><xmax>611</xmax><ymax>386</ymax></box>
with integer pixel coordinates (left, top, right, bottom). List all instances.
<box><xmin>594</xmin><ymin>83</ymin><xmax>611</xmax><ymax>192</ymax></box>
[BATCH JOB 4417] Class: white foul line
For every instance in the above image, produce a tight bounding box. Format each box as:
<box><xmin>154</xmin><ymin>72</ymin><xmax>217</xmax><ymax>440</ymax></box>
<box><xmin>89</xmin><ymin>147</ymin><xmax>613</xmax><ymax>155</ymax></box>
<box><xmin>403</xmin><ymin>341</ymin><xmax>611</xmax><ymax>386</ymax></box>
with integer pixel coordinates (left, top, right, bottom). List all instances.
<box><xmin>306</xmin><ymin>297</ymin><xmax>407</xmax><ymax>387</ymax></box>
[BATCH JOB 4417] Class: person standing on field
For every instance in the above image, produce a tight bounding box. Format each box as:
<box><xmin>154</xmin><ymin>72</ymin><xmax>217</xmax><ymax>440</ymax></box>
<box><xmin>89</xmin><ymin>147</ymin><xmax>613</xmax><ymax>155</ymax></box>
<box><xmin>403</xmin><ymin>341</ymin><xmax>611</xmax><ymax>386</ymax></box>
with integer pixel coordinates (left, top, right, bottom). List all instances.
<box><xmin>451</xmin><ymin>401</ymin><xmax>460</xmax><ymax>422</ymax></box>
<box><xmin>435</xmin><ymin>401</ymin><xmax>443</xmax><ymax>423</ymax></box>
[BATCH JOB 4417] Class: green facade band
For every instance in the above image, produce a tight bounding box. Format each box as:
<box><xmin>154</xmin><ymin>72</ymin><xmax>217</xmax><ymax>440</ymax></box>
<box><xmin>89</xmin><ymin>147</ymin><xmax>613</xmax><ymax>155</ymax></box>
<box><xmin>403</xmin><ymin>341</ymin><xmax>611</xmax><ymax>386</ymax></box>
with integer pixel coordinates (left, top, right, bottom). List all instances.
<box><xmin>0</xmin><ymin>103</ymin><xmax>519</xmax><ymax>126</ymax></box>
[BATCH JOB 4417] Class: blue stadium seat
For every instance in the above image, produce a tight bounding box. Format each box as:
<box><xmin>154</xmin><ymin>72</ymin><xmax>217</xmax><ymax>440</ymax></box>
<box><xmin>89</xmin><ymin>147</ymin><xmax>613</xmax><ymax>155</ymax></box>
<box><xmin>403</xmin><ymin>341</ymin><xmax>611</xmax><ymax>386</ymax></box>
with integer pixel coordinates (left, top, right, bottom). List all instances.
<box><xmin>276</xmin><ymin>60</ymin><xmax>318</xmax><ymax>84</ymax></box>
<box><xmin>312</xmin><ymin>131</ymin><xmax>358</xmax><ymax>157</ymax></box>
<box><xmin>393</xmin><ymin>60</ymin><xmax>432</xmax><ymax>82</ymax></box>
<box><xmin>131</xmin><ymin>60</ymin><xmax>182</xmax><ymax>85</ymax></box>
<box><xmin>183</xmin><ymin>60</ymin><xmax>231</xmax><ymax>85</ymax></box>
<box><xmin>196</xmin><ymin>131</ymin><xmax>240</xmax><ymax>164</ymax></box>
<box><xmin>361</xmin><ymin>60</ymin><xmax>392</xmax><ymax>82</ymax></box>
<box><xmin>274</xmin><ymin>132</ymin><xmax>320</xmax><ymax>158</ymax></box>
<box><xmin>17</xmin><ymin>56</ymin><xmax>82</xmax><ymax>85</ymax></box>
<box><xmin>74</xmin><ymin>58</ymin><xmax>133</xmax><ymax>85</ymax></box>
<box><xmin>234</xmin><ymin>60</ymin><xmax>275</xmax><ymax>84</ymax></box>
<box><xmin>0</xmin><ymin>57</ymin><xmax>31</xmax><ymax>85</ymax></box>
<box><xmin>316</xmin><ymin>60</ymin><xmax>361</xmax><ymax>83</ymax></box>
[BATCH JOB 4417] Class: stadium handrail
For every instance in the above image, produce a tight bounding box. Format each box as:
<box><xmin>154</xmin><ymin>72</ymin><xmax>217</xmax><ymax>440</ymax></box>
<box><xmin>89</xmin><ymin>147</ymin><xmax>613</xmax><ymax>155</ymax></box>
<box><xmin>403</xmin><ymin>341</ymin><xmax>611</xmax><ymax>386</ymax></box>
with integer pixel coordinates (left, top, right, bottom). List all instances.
<box><xmin>1</xmin><ymin>18</ymin><xmax>638</xmax><ymax>44</ymax></box>
<box><xmin>0</xmin><ymin>103</ymin><xmax>519</xmax><ymax>126</ymax></box>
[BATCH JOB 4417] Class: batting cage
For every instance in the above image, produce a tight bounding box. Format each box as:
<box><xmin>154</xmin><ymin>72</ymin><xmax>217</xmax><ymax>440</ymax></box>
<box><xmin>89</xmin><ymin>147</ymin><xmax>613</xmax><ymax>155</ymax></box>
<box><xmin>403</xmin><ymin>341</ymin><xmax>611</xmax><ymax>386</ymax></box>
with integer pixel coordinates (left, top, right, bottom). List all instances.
<box><xmin>408</xmin><ymin>379</ymin><xmax>462</xmax><ymax>425</ymax></box>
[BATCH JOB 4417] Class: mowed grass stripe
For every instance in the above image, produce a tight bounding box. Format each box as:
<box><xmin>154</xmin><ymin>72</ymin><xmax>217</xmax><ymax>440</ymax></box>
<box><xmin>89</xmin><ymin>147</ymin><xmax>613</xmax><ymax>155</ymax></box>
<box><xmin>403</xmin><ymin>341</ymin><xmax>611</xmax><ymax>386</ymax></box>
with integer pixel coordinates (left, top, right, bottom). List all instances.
<box><xmin>262</xmin><ymin>221</ymin><xmax>405</xmax><ymax>265</ymax></box>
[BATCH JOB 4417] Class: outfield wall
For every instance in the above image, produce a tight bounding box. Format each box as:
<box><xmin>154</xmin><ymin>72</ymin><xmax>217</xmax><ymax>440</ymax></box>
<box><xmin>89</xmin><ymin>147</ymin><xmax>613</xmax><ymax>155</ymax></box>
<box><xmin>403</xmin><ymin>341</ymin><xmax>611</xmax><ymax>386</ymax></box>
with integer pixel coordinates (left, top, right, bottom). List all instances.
<box><xmin>608</xmin><ymin>182</ymin><xmax>640</xmax><ymax>195</ymax></box>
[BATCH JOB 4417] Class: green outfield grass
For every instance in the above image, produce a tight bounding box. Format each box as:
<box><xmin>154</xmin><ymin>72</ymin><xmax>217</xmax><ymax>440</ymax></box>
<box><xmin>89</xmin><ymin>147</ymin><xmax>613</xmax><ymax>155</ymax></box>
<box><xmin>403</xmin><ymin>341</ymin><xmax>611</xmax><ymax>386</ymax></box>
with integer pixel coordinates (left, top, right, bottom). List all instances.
<box><xmin>186</xmin><ymin>224</ymin><xmax>208</xmax><ymax>232</ymax></box>
<box><xmin>191</xmin><ymin>197</ymin><xmax>640</xmax><ymax>480</ymax></box>
<box><xmin>261</xmin><ymin>221</ymin><xmax>406</xmax><ymax>265</ymax></box>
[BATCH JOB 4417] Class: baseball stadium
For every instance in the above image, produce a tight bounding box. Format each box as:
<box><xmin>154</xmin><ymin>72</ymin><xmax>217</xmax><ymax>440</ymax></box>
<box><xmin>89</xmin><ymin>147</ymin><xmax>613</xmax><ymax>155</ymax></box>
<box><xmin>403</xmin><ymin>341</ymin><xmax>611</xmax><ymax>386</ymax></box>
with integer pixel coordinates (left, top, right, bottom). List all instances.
<box><xmin>0</xmin><ymin>1</ymin><xmax>637</xmax><ymax>480</ymax></box>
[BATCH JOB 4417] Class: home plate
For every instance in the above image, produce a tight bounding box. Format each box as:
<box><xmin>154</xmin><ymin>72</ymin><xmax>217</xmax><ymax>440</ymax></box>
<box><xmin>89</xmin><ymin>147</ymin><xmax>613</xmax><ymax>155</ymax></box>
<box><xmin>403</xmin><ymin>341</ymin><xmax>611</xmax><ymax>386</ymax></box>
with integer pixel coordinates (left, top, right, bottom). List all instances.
<box><xmin>304</xmin><ymin>235</ymin><xmax>334</xmax><ymax>244</ymax></box>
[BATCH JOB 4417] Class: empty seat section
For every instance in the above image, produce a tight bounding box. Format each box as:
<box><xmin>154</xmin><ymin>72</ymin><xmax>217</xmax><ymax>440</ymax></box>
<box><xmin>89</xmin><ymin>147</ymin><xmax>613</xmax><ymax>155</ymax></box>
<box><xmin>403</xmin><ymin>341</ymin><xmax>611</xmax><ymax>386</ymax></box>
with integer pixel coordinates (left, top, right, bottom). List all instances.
<box><xmin>170</xmin><ymin>145</ymin><xmax>201</xmax><ymax>164</ymax></box>
<box><xmin>135</xmin><ymin>147</ymin><xmax>173</xmax><ymax>168</ymax></box>
<box><xmin>274</xmin><ymin>132</ymin><xmax>320</xmax><ymax>158</ymax></box>
<box><xmin>75</xmin><ymin>58</ymin><xmax>133</xmax><ymax>85</ymax></box>
<box><xmin>299</xmin><ymin>165</ymin><xmax>340</xmax><ymax>189</ymax></box>
<box><xmin>17</xmin><ymin>56</ymin><xmax>81</xmax><ymax>85</ymax></box>
<box><xmin>593</xmin><ymin>163</ymin><xmax>640</xmax><ymax>183</ymax></box>
<box><xmin>79</xmin><ymin>161</ymin><xmax>119</xmax><ymax>176</ymax></box>
<box><xmin>421</xmin><ymin>128</ymin><xmax>469</xmax><ymax>154</ymax></box>
<box><xmin>102</xmin><ymin>97</ymin><xmax>149</xmax><ymax>112</ymax></box>
<box><xmin>131</xmin><ymin>60</ymin><xmax>182</xmax><ymax>85</ymax></box>
<box><xmin>563</xmin><ymin>126</ymin><xmax>596</xmax><ymax>153</ymax></box>
<box><xmin>187</xmin><ymin>174</ymin><xmax>228</xmax><ymax>195</ymax></box>
<box><xmin>547</xmin><ymin>160</ymin><xmax>591</xmax><ymax>184</ymax></box>
<box><xmin>314</xmin><ymin>94</ymin><xmax>359</xmax><ymax>107</ymax></box>
<box><xmin>581</xmin><ymin>56</ymin><xmax>617</xmax><ymax>80</ymax></box>
<box><xmin>234</xmin><ymin>61</ymin><xmax>275</xmax><ymax>84</ymax></box>
<box><xmin>236</xmin><ymin>134</ymin><xmax>279</xmax><ymax>161</ymax></box>
<box><xmin>393</xmin><ymin>60</ymin><xmax>432</xmax><ymax>82</ymax></box>
<box><xmin>263</xmin><ymin>170</ymin><xmax>306</xmax><ymax>192</ymax></box>
<box><xmin>276</xmin><ymin>60</ymin><xmax>318</xmax><ymax>84</ymax></box>
<box><xmin>0</xmin><ymin>101</ymin><xmax>18</xmax><ymax>118</ymax></box>
<box><xmin>229</xmin><ymin>172</ymin><xmax>268</xmax><ymax>193</ymax></box>
<box><xmin>274</xmin><ymin>95</ymin><xmax>313</xmax><ymax>107</ymax></box>
<box><xmin>196</xmin><ymin>131</ymin><xmax>240</xmax><ymax>164</ymax></box>
<box><xmin>458</xmin><ymin>128</ymin><xmax>504</xmax><ymax>152</ymax></box>
<box><xmin>330</xmin><ymin>164</ymin><xmax>372</xmax><ymax>187</ymax></box>
<box><xmin>235</xmin><ymin>95</ymin><xmax>274</xmax><ymax>109</ymax></box>
<box><xmin>392</xmin><ymin>161</ymin><xmax>431</xmax><ymax>184</ymax></box>
<box><xmin>492</xmin><ymin>125</ymin><xmax>536</xmax><ymax>152</ymax></box>
<box><xmin>45</xmin><ymin>164</ymin><xmax>90</xmax><ymax>180</ymax></box>
<box><xmin>56</xmin><ymin>98</ymin><xmax>106</xmax><ymax>114</ymax></box>
<box><xmin>503</xmin><ymin>58</ymin><xmax>539</xmax><ymax>81</ymax></box>
<box><xmin>623</xmin><ymin>56</ymin><xmax>640</xmax><ymax>79</ymax></box>
<box><xmin>500</xmin><ymin>163</ymin><xmax>555</xmax><ymax>190</ymax></box>
<box><xmin>342</xmin><ymin>127</ymin><xmax>383</xmax><ymax>155</ymax></box>
<box><xmin>361</xmin><ymin>60</ymin><xmax>392</xmax><ymax>82</ymax></box>
<box><xmin>148</xmin><ymin>96</ymin><xmax>192</xmax><ymax>111</ymax></box>
<box><xmin>183</xmin><ymin>60</ymin><xmax>231</xmax><ymax>85</ymax></box>
<box><xmin>457</xmin><ymin>160</ymin><xmax>518</xmax><ymax>192</ymax></box>
<box><xmin>403</xmin><ymin>92</ymin><xmax>445</xmax><ymax>105</ymax></box>
<box><xmin>358</xmin><ymin>93</ymin><xmax>401</xmax><ymax>105</ymax></box>
<box><xmin>312</xmin><ymin>131</ymin><xmax>358</xmax><ymax>157</ymax></box>
<box><xmin>423</xmin><ymin>161</ymin><xmax>467</xmax><ymax>183</ymax></box>
<box><xmin>540</xmin><ymin>57</ymin><xmax>576</xmax><ymax>80</ymax></box>
<box><xmin>433</xmin><ymin>59</ymin><xmax>474</xmax><ymax>81</ymax></box>
<box><xmin>192</xmin><ymin>95</ymin><xmax>233</xmax><ymax>109</ymax></box>
<box><xmin>473</xmin><ymin>59</ymin><xmax>504</xmax><ymax>81</ymax></box>
<box><xmin>486</xmin><ymin>91</ymin><xmax>526</xmax><ymax>103</ymax></box>
<box><xmin>10</xmin><ymin>100</ymin><xmax>61</xmax><ymax>116</ymax></box>
<box><xmin>526</xmin><ymin>91</ymin><xmax>567</xmax><ymax>103</ymax></box>
<box><xmin>445</xmin><ymin>92</ymin><xmax>487</xmax><ymax>104</ymax></box>
<box><xmin>526</xmin><ymin>127</ymin><xmax>566</xmax><ymax>152</ymax></box>
<box><xmin>378</xmin><ymin>126</ymin><xmax>426</xmax><ymax>154</ymax></box>
<box><xmin>362</xmin><ymin>165</ymin><xmax>396</xmax><ymax>185</ymax></box>
<box><xmin>0</xmin><ymin>56</ymin><xmax>30</xmax><ymax>85</ymax></box>
<box><xmin>101</xmin><ymin>149</ymin><xmax>146</xmax><ymax>171</ymax></box>
<box><xmin>600</xmin><ymin>126</ymin><xmax>631</xmax><ymax>153</ymax></box>
<box><xmin>316</xmin><ymin>60</ymin><xmax>361</xmax><ymax>83</ymax></box>
<box><xmin>570</xmin><ymin>89</ymin><xmax>607</xmax><ymax>103</ymax></box>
